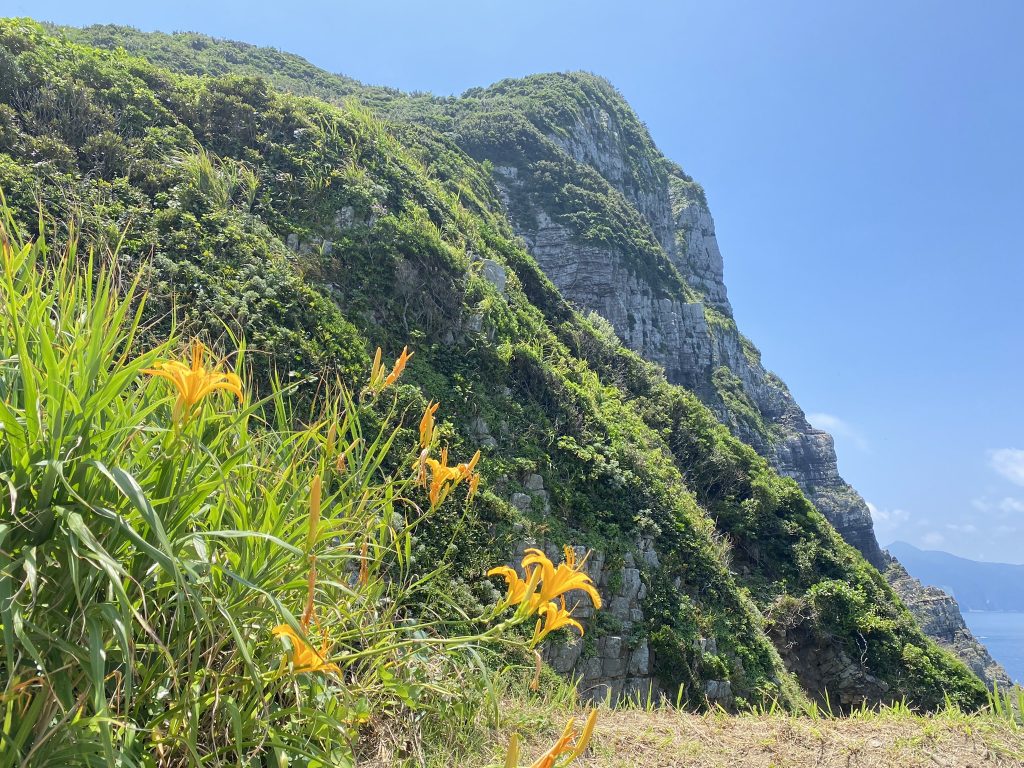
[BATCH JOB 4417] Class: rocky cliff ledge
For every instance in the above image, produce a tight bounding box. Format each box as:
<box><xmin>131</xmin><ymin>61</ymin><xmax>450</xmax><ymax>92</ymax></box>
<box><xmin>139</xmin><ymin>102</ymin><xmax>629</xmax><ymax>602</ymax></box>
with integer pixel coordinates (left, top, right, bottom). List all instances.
<box><xmin>885</xmin><ymin>554</ymin><xmax>1011</xmax><ymax>687</ymax></box>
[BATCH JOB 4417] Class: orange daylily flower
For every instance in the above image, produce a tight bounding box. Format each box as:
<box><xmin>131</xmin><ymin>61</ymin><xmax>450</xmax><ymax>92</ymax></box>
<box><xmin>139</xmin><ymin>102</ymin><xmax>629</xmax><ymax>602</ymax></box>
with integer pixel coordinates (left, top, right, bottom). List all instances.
<box><xmin>486</xmin><ymin>565</ymin><xmax>539</xmax><ymax>609</ymax></box>
<box><xmin>412</xmin><ymin>434</ymin><xmax>481</xmax><ymax>506</ymax></box>
<box><xmin>508</xmin><ymin>710</ymin><xmax>597</xmax><ymax>768</ymax></box>
<box><xmin>530</xmin><ymin>718</ymin><xmax>575</xmax><ymax>768</ymax></box>
<box><xmin>271</xmin><ymin>623</ymin><xmax>340</xmax><ymax>676</ymax></box>
<box><xmin>531</xmin><ymin>597</ymin><xmax>584</xmax><ymax>646</ymax></box>
<box><xmin>486</xmin><ymin>547</ymin><xmax>600</xmax><ymax>626</ymax></box>
<box><xmin>424</xmin><ymin>447</ymin><xmax>476</xmax><ymax>506</ymax></box>
<box><xmin>143</xmin><ymin>339</ymin><xmax>243</xmax><ymax>423</ymax></box>
<box><xmin>383</xmin><ymin>345</ymin><xmax>413</xmax><ymax>388</ymax></box>
<box><xmin>419</xmin><ymin>401</ymin><xmax>439</xmax><ymax>449</ymax></box>
<box><xmin>565</xmin><ymin>709</ymin><xmax>599</xmax><ymax>763</ymax></box>
<box><xmin>522</xmin><ymin>546</ymin><xmax>602</xmax><ymax>610</ymax></box>
<box><xmin>425</xmin><ymin>455</ymin><xmax>459</xmax><ymax>505</ymax></box>
<box><xmin>456</xmin><ymin>450</ymin><xmax>481</xmax><ymax>500</ymax></box>
<box><xmin>369</xmin><ymin>345</ymin><xmax>413</xmax><ymax>393</ymax></box>
<box><xmin>455</xmin><ymin>449</ymin><xmax>481</xmax><ymax>479</ymax></box>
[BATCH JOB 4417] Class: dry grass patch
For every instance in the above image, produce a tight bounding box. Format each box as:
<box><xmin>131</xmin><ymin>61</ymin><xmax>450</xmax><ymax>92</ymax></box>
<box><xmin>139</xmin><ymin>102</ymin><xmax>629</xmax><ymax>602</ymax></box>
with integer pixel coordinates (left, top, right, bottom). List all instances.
<box><xmin>502</xmin><ymin>709</ymin><xmax>1024</xmax><ymax>768</ymax></box>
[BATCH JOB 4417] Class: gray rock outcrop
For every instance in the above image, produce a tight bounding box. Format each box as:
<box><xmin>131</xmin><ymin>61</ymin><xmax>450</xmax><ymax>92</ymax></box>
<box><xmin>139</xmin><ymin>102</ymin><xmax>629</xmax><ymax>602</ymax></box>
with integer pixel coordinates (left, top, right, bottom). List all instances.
<box><xmin>885</xmin><ymin>554</ymin><xmax>1011</xmax><ymax>687</ymax></box>
<box><xmin>514</xmin><ymin>544</ymin><xmax>655</xmax><ymax>702</ymax></box>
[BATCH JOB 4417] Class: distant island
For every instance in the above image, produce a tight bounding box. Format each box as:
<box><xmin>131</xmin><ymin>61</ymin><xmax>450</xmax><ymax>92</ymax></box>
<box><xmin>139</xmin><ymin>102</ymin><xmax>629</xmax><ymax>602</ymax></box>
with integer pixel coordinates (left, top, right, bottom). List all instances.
<box><xmin>888</xmin><ymin>541</ymin><xmax>1024</xmax><ymax>612</ymax></box>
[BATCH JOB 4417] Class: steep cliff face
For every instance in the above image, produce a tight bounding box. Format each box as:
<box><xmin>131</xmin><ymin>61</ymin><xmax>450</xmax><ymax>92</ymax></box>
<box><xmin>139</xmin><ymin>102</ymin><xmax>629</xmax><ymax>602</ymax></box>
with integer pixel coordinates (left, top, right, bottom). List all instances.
<box><xmin>475</xmin><ymin>76</ymin><xmax>885</xmax><ymax>569</ymax></box>
<box><xmin>669</xmin><ymin>182</ymin><xmax>884</xmax><ymax>567</ymax></box>
<box><xmin>449</xmin><ymin>72</ymin><xmax>1005</xmax><ymax>682</ymax></box>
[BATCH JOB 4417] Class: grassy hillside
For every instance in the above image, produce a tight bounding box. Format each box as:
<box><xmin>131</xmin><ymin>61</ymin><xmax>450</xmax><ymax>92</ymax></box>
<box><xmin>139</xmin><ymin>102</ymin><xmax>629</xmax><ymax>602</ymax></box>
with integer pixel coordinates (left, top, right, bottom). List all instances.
<box><xmin>0</xmin><ymin>18</ymin><xmax>989</xmax><ymax>747</ymax></box>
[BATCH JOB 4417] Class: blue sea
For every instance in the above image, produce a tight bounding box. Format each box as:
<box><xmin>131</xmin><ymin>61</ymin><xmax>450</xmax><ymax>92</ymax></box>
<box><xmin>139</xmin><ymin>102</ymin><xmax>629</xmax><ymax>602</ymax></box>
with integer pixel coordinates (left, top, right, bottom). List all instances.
<box><xmin>962</xmin><ymin>611</ymin><xmax>1024</xmax><ymax>684</ymax></box>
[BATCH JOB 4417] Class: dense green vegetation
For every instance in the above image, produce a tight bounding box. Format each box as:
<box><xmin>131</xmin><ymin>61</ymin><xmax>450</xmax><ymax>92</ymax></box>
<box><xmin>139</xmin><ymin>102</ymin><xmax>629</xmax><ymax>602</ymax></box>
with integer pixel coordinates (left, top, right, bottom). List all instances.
<box><xmin>391</xmin><ymin>73</ymin><xmax>698</xmax><ymax>293</ymax></box>
<box><xmin>0</xmin><ymin>215</ymin><xmax>504</xmax><ymax>764</ymax></box>
<box><xmin>55</xmin><ymin>22</ymin><xmax>402</xmax><ymax>109</ymax></box>
<box><xmin>0</xmin><ymin>19</ymin><xmax>989</xmax><ymax>750</ymax></box>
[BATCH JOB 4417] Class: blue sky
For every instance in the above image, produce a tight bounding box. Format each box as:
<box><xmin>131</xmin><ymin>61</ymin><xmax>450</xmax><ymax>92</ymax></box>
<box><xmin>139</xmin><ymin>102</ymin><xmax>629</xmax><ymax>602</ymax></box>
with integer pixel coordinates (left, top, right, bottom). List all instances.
<box><xmin>18</xmin><ymin>1</ymin><xmax>1024</xmax><ymax>562</ymax></box>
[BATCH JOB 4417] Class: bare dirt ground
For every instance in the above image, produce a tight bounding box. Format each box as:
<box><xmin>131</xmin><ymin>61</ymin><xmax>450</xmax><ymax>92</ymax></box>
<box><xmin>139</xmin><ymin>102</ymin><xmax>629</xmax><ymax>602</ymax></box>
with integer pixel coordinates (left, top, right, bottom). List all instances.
<box><xmin>516</xmin><ymin>709</ymin><xmax>1024</xmax><ymax>768</ymax></box>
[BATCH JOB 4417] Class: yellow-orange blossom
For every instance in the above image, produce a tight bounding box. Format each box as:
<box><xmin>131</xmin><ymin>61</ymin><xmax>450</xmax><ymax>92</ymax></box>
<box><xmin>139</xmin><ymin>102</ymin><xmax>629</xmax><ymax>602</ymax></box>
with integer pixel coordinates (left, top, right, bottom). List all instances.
<box><xmin>487</xmin><ymin>546</ymin><xmax>600</xmax><ymax>646</ymax></box>
<box><xmin>368</xmin><ymin>345</ymin><xmax>413</xmax><ymax>394</ymax></box>
<box><xmin>413</xmin><ymin>399</ymin><xmax>482</xmax><ymax>506</ymax></box>
<box><xmin>143</xmin><ymin>339</ymin><xmax>243</xmax><ymax>423</ymax></box>
<box><xmin>522</xmin><ymin>547</ymin><xmax>601</xmax><ymax>609</ymax></box>
<box><xmin>504</xmin><ymin>710</ymin><xmax>598</xmax><ymax>768</ymax></box>
<box><xmin>270</xmin><ymin>624</ymin><xmax>340</xmax><ymax>676</ymax></box>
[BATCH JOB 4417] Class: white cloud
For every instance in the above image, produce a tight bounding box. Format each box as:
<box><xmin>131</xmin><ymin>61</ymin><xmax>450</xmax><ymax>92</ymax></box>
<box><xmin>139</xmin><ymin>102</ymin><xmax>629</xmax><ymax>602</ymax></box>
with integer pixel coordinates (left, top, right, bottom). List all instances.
<box><xmin>990</xmin><ymin>448</ymin><xmax>1024</xmax><ymax>486</ymax></box>
<box><xmin>807</xmin><ymin>412</ymin><xmax>869</xmax><ymax>452</ymax></box>
<box><xmin>945</xmin><ymin>522</ymin><xmax>977</xmax><ymax>534</ymax></box>
<box><xmin>1000</xmin><ymin>497</ymin><xmax>1024</xmax><ymax>513</ymax></box>
<box><xmin>867</xmin><ymin>501</ymin><xmax>909</xmax><ymax>526</ymax></box>
<box><xmin>867</xmin><ymin>502</ymin><xmax>915</xmax><ymax>546</ymax></box>
<box><xmin>972</xmin><ymin>495</ymin><xmax>1024</xmax><ymax>516</ymax></box>
<box><xmin>922</xmin><ymin>531</ymin><xmax>946</xmax><ymax>547</ymax></box>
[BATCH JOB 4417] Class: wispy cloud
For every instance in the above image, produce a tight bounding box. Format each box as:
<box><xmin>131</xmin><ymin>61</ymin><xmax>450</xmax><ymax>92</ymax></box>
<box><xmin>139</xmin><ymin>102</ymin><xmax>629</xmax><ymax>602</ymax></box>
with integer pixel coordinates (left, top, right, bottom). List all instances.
<box><xmin>972</xmin><ymin>496</ymin><xmax>1024</xmax><ymax>515</ymax></box>
<box><xmin>989</xmin><ymin>448</ymin><xmax>1024</xmax><ymax>486</ymax></box>
<box><xmin>867</xmin><ymin>501</ymin><xmax>975</xmax><ymax>555</ymax></box>
<box><xmin>867</xmin><ymin>502</ymin><xmax>916</xmax><ymax>547</ymax></box>
<box><xmin>1000</xmin><ymin>497</ymin><xmax>1024</xmax><ymax>513</ymax></box>
<box><xmin>807</xmin><ymin>412</ymin><xmax>870</xmax><ymax>452</ymax></box>
<box><xmin>945</xmin><ymin>522</ymin><xmax>977</xmax><ymax>534</ymax></box>
<box><xmin>867</xmin><ymin>501</ymin><xmax>909</xmax><ymax>526</ymax></box>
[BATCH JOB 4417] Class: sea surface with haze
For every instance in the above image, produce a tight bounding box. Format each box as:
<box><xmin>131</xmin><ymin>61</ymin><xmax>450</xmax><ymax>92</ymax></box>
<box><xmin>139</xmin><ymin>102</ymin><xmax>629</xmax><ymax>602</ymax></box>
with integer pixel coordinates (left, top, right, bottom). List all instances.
<box><xmin>962</xmin><ymin>611</ymin><xmax>1024</xmax><ymax>684</ymax></box>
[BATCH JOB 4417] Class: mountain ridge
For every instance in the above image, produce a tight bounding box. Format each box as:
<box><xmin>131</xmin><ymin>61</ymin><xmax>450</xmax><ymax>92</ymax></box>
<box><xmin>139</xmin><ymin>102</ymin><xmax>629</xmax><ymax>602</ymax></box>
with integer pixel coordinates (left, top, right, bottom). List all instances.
<box><xmin>889</xmin><ymin>541</ymin><xmax>1024</xmax><ymax>612</ymax></box>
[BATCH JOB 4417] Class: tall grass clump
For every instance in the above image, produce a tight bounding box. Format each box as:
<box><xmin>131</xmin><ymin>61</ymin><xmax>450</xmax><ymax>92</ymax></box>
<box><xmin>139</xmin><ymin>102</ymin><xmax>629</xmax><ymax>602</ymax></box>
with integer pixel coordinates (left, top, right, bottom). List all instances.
<box><xmin>0</xmin><ymin>204</ymin><xmax>600</xmax><ymax>767</ymax></box>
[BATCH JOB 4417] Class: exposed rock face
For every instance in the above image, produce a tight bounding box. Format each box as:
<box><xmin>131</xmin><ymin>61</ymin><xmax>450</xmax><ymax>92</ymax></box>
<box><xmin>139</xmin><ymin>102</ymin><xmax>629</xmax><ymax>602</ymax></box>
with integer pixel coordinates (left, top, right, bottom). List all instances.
<box><xmin>505</xmin><ymin>482</ymin><xmax>659</xmax><ymax>702</ymax></box>
<box><xmin>490</xmin><ymin>87</ymin><xmax>999</xmax><ymax>688</ymax></box>
<box><xmin>546</xmin><ymin>109</ymin><xmax>677</xmax><ymax>258</ymax></box>
<box><xmin>671</xmin><ymin>195</ymin><xmax>730</xmax><ymax>314</ymax></box>
<box><xmin>503</xmin><ymin>475</ymin><xmax>729</xmax><ymax>705</ymax></box>
<box><xmin>768</xmin><ymin>611</ymin><xmax>890</xmax><ymax>708</ymax></box>
<box><xmin>885</xmin><ymin>554</ymin><xmax>1011</xmax><ymax>687</ymax></box>
<box><xmin>545</xmin><ymin>546</ymin><xmax>659</xmax><ymax>704</ymax></box>
<box><xmin>537</xmin><ymin>542</ymin><xmax>739</xmax><ymax>707</ymax></box>
<box><xmin>500</xmin><ymin>122</ymin><xmax>886</xmax><ymax>571</ymax></box>
<box><xmin>518</xmin><ymin>204</ymin><xmax>718</xmax><ymax>398</ymax></box>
